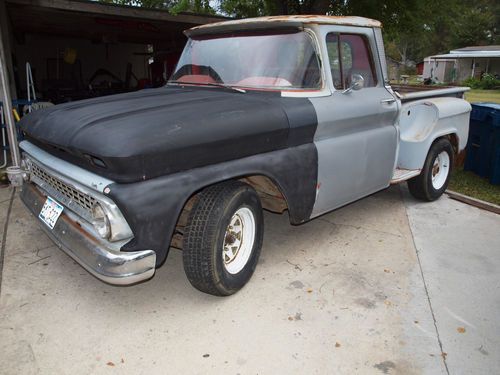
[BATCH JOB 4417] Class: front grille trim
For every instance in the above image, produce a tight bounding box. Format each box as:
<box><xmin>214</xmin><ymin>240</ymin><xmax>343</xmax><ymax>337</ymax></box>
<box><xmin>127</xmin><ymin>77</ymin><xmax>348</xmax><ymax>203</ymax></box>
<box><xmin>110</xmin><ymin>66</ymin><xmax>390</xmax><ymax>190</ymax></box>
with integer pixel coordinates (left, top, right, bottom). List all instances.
<box><xmin>29</xmin><ymin>160</ymin><xmax>96</xmax><ymax>223</ymax></box>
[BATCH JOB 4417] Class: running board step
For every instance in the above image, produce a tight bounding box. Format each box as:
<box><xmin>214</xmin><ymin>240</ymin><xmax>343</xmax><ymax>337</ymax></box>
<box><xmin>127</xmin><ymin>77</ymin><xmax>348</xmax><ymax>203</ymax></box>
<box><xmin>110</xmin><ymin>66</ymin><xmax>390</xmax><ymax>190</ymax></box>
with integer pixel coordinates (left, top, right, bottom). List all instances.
<box><xmin>390</xmin><ymin>168</ymin><xmax>421</xmax><ymax>184</ymax></box>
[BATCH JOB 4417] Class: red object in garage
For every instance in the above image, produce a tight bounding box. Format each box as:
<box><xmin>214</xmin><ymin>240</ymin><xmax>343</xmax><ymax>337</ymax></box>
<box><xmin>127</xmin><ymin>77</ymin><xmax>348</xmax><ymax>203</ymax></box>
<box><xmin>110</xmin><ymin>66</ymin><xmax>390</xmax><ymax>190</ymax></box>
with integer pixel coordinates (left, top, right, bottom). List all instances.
<box><xmin>416</xmin><ymin>61</ymin><xmax>424</xmax><ymax>75</ymax></box>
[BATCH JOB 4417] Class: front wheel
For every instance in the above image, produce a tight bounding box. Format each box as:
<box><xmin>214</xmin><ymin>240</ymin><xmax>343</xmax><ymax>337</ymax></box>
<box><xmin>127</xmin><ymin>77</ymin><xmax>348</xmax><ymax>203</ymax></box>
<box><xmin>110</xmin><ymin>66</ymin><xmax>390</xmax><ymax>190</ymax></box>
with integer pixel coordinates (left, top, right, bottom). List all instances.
<box><xmin>407</xmin><ymin>138</ymin><xmax>454</xmax><ymax>201</ymax></box>
<box><xmin>183</xmin><ymin>181</ymin><xmax>263</xmax><ymax>296</ymax></box>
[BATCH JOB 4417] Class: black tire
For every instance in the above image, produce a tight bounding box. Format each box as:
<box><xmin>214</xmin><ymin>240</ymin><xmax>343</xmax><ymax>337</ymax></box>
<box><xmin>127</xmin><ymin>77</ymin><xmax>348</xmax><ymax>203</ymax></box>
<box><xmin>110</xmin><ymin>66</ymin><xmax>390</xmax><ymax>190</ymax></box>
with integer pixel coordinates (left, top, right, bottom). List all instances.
<box><xmin>183</xmin><ymin>181</ymin><xmax>264</xmax><ymax>296</ymax></box>
<box><xmin>407</xmin><ymin>138</ymin><xmax>454</xmax><ymax>201</ymax></box>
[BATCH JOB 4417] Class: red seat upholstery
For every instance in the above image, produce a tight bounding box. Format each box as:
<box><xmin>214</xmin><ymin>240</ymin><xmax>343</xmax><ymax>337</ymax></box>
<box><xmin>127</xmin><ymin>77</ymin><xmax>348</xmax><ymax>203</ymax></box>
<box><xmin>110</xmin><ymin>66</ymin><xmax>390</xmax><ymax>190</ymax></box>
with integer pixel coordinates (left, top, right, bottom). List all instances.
<box><xmin>236</xmin><ymin>76</ymin><xmax>292</xmax><ymax>87</ymax></box>
<box><xmin>176</xmin><ymin>75</ymin><xmax>217</xmax><ymax>84</ymax></box>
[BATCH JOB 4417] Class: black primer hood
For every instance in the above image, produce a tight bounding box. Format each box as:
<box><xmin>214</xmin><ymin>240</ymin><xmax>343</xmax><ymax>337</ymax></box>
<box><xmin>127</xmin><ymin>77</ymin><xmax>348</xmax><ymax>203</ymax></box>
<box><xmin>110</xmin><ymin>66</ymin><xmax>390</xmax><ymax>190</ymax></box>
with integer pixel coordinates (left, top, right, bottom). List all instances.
<box><xmin>20</xmin><ymin>86</ymin><xmax>317</xmax><ymax>182</ymax></box>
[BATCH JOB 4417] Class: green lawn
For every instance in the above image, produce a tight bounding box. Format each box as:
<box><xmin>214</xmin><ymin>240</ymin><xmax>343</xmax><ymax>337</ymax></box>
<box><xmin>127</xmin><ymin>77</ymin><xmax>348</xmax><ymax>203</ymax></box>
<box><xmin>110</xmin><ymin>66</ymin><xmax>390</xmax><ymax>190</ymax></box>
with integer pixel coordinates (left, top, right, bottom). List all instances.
<box><xmin>447</xmin><ymin>89</ymin><xmax>500</xmax><ymax>206</ymax></box>
<box><xmin>449</xmin><ymin>167</ymin><xmax>500</xmax><ymax>206</ymax></box>
<box><xmin>465</xmin><ymin>89</ymin><xmax>500</xmax><ymax>104</ymax></box>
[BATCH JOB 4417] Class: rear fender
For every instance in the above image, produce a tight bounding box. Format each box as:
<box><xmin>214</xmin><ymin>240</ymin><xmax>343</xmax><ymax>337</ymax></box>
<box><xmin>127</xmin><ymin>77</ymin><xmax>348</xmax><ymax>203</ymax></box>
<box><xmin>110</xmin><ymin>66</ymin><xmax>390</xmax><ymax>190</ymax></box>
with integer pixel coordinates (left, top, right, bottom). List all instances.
<box><xmin>397</xmin><ymin>97</ymin><xmax>471</xmax><ymax>170</ymax></box>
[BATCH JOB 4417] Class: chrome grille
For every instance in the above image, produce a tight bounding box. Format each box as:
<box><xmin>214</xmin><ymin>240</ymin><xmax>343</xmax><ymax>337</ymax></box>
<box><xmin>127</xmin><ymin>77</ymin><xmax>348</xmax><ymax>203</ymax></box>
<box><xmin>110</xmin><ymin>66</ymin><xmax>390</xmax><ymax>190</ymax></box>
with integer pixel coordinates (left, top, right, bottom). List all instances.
<box><xmin>29</xmin><ymin>161</ymin><xmax>96</xmax><ymax>222</ymax></box>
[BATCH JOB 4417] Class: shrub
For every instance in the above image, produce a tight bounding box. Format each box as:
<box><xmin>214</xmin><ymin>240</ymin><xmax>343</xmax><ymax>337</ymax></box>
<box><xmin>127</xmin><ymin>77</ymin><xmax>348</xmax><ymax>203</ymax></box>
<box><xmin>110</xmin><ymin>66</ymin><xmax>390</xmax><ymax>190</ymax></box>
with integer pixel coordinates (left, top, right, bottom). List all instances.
<box><xmin>462</xmin><ymin>77</ymin><xmax>482</xmax><ymax>89</ymax></box>
<box><xmin>462</xmin><ymin>73</ymin><xmax>500</xmax><ymax>90</ymax></box>
<box><xmin>480</xmin><ymin>73</ymin><xmax>500</xmax><ymax>89</ymax></box>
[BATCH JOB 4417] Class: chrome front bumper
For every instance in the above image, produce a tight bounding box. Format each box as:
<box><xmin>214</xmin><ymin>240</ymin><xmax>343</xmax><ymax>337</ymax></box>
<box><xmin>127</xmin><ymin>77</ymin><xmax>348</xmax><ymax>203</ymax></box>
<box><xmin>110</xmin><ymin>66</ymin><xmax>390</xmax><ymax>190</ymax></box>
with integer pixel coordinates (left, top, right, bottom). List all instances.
<box><xmin>21</xmin><ymin>183</ymin><xmax>156</xmax><ymax>285</ymax></box>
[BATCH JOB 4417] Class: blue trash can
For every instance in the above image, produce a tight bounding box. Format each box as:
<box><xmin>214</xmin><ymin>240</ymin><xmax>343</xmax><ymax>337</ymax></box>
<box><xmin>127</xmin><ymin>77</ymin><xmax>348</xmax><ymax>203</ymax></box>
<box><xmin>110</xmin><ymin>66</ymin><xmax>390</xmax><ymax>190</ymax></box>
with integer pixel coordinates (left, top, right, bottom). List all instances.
<box><xmin>491</xmin><ymin>124</ymin><xmax>500</xmax><ymax>185</ymax></box>
<box><xmin>464</xmin><ymin>103</ymin><xmax>500</xmax><ymax>185</ymax></box>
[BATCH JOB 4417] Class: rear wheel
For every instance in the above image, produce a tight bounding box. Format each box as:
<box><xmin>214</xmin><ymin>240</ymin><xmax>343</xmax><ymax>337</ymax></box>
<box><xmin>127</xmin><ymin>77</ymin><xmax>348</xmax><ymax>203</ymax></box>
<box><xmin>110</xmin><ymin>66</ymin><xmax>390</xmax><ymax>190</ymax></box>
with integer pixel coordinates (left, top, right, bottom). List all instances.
<box><xmin>407</xmin><ymin>138</ymin><xmax>454</xmax><ymax>201</ymax></box>
<box><xmin>183</xmin><ymin>181</ymin><xmax>263</xmax><ymax>296</ymax></box>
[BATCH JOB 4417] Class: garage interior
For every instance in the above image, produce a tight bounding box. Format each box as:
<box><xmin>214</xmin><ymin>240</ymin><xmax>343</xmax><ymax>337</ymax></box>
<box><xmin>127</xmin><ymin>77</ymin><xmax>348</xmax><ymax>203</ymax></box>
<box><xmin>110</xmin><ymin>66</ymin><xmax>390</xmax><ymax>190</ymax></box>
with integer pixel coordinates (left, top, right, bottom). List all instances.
<box><xmin>0</xmin><ymin>0</ymin><xmax>226</xmax><ymax>172</ymax></box>
<box><xmin>1</xmin><ymin>0</ymin><xmax>226</xmax><ymax>103</ymax></box>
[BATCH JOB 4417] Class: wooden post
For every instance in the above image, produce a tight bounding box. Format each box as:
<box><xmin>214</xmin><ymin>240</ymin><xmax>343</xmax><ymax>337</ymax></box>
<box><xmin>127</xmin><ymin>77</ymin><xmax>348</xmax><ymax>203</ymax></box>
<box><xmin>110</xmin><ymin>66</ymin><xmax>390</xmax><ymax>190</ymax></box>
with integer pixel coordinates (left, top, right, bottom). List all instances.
<box><xmin>0</xmin><ymin>0</ymin><xmax>17</xmax><ymax>100</ymax></box>
<box><xmin>0</xmin><ymin>11</ymin><xmax>21</xmax><ymax>168</ymax></box>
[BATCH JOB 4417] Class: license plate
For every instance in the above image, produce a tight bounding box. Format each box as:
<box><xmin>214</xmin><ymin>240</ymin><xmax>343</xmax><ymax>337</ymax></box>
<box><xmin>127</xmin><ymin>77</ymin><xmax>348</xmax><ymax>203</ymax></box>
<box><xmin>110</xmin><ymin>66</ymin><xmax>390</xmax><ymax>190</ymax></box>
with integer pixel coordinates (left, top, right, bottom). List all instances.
<box><xmin>39</xmin><ymin>196</ymin><xmax>64</xmax><ymax>229</ymax></box>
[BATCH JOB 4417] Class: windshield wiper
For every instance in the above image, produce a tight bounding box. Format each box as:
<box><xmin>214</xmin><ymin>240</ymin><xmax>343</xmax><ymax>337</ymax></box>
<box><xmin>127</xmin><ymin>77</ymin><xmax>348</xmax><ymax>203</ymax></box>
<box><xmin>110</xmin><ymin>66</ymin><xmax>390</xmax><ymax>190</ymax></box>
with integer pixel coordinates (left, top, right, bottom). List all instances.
<box><xmin>168</xmin><ymin>81</ymin><xmax>246</xmax><ymax>93</ymax></box>
<box><xmin>204</xmin><ymin>82</ymin><xmax>247</xmax><ymax>93</ymax></box>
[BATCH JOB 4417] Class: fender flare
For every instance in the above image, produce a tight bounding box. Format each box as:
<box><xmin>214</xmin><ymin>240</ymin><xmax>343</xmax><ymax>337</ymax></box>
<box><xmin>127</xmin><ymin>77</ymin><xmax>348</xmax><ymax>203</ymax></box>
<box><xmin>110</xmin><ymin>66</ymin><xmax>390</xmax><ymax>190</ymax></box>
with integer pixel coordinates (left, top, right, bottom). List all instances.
<box><xmin>398</xmin><ymin>98</ymin><xmax>471</xmax><ymax>170</ymax></box>
<box><xmin>107</xmin><ymin>144</ymin><xmax>318</xmax><ymax>266</ymax></box>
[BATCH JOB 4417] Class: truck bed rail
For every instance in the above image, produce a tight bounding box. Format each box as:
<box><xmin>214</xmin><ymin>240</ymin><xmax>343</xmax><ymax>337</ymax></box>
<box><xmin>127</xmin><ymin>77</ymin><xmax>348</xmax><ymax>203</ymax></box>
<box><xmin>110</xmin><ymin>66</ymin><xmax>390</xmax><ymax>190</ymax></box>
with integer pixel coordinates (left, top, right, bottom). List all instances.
<box><xmin>392</xmin><ymin>84</ymin><xmax>470</xmax><ymax>102</ymax></box>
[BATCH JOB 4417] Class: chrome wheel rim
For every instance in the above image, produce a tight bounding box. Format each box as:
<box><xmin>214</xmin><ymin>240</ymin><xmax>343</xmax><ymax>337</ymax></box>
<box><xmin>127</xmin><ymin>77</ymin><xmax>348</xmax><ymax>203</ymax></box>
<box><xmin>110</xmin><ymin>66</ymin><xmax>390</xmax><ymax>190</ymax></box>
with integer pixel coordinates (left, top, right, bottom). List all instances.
<box><xmin>223</xmin><ymin>207</ymin><xmax>256</xmax><ymax>274</ymax></box>
<box><xmin>431</xmin><ymin>151</ymin><xmax>450</xmax><ymax>190</ymax></box>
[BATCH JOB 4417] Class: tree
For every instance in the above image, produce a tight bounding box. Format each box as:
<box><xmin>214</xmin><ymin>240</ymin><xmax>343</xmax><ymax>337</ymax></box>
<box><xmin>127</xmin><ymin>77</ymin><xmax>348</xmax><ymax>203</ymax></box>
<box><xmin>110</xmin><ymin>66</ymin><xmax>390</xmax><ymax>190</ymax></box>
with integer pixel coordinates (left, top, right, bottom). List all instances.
<box><xmin>218</xmin><ymin>0</ymin><xmax>269</xmax><ymax>17</ymax></box>
<box><xmin>99</xmin><ymin>0</ymin><xmax>499</xmax><ymax>63</ymax></box>
<box><xmin>99</xmin><ymin>0</ymin><xmax>213</xmax><ymax>13</ymax></box>
<box><xmin>99</xmin><ymin>0</ymin><xmax>173</xmax><ymax>8</ymax></box>
<box><xmin>170</xmin><ymin>0</ymin><xmax>214</xmax><ymax>14</ymax></box>
<box><xmin>220</xmin><ymin>0</ymin><xmax>332</xmax><ymax>17</ymax></box>
<box><xmin>451</xmin><ymin>0</ymin><xmax>499</xmax><ymax>47</ymax></box>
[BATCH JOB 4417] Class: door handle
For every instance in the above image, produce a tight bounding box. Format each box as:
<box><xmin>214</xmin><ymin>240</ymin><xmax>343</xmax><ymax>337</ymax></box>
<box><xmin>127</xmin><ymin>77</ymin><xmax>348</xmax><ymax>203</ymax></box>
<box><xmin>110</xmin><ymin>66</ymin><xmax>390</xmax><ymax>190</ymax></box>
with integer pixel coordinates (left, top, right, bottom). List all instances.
<box><xmin>380</xmin><ymin>98</ymin><xmax>396</xmax><ymax>104</ymax></box>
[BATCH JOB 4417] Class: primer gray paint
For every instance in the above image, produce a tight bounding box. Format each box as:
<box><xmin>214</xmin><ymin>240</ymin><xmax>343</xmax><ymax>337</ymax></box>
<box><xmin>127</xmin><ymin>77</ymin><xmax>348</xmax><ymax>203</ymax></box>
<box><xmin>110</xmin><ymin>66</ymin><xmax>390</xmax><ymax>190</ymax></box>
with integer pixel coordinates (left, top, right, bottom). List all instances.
<box><xmin>309</xmin><ymin>24</ymin><xmax>399</xmax><ymax>218</ymax></box>
<box><xmin>310</xmin><ymin>91</ymin><xmax>398</xmax><ymax>217</ymax></box>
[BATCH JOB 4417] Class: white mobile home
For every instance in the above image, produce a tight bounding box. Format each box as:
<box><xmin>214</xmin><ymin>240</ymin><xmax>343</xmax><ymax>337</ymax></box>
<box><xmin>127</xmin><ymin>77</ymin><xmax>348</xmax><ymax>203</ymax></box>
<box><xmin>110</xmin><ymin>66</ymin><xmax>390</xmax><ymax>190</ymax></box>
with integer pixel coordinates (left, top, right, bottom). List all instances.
<box><xmin>423</xmin><ymin>45</ymin><xmax>500</xmax><ymax>83</ymax></box>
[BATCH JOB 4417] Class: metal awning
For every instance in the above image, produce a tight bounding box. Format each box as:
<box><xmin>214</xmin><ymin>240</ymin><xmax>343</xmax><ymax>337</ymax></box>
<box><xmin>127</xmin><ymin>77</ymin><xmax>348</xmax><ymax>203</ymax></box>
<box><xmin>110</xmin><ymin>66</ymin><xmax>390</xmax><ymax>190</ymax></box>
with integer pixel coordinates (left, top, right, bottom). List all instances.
<box><xmin>6</xmin><ymin>0</ymin><xmax>228</xmax><ymax>44</ymax></box>
<box><xmin>430</xmin><ymin>52</ymin><xmax>500</xmax><ymax>59</ymax></box>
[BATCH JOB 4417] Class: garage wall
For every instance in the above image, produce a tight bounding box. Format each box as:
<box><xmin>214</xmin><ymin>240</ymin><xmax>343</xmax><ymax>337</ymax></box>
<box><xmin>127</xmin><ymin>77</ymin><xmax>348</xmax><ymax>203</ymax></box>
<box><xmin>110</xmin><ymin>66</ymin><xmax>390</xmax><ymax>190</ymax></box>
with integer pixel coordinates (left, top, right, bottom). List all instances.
<box><xmin>14</xmin><ymin>34</ymin><xmax>149</xmax><ymax>96</ymax></box>
<box><xmin>489</xmin><ymin>59</ymin><xmax>500</xmax><ymax>77</ymax></box>
<box><xmin>456</xmin><ymin>58</ymin><xmax>500</xmax><ymax>82</ymax></box>
<box><xmin>422</xmin><ymin>59</ymin><xmax>455</xmax><ymax>82</ymax></box>
<box><xmin>455</xmin><ymin>59</ymin><xmax>470</xmax><ymax>82</ymax></box>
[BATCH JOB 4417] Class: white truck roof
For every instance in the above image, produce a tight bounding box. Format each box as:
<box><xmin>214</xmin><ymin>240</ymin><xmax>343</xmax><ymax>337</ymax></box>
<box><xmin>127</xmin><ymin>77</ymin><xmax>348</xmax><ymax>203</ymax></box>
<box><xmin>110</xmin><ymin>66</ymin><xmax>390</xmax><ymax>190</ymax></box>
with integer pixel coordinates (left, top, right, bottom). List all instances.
<box><xmin>185</xmin><ymin>15</ymin><xmax>382</xmax><ymax>36</ymax></box>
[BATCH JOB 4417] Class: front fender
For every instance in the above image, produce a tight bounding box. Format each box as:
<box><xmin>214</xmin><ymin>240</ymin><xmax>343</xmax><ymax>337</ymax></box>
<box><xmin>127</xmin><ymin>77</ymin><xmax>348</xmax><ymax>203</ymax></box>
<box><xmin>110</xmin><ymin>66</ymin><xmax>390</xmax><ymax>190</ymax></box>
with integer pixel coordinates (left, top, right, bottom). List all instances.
<box><xmin>397</xmin><ymin>97</ymin><xmax>471</xmax><ymax>170</ymax></box>
<box><xmin>107</xmin><ymin>144</ymin><xmax>318</xmax><ymax>266</ymax></box>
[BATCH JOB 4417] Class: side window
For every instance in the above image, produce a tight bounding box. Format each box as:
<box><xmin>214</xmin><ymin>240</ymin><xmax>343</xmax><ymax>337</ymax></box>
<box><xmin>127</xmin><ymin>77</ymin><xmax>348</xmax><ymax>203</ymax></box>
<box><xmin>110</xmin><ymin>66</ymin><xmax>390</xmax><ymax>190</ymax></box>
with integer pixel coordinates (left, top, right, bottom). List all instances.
<box><xmin>325</xmin><ymin>33</ymin><xmax>378</xmax><ymax>90</ymax></box>
<box><xmin>325</xmin><ymin>34</ymin><xmax>342</xmax><ymax>89</ymax></box>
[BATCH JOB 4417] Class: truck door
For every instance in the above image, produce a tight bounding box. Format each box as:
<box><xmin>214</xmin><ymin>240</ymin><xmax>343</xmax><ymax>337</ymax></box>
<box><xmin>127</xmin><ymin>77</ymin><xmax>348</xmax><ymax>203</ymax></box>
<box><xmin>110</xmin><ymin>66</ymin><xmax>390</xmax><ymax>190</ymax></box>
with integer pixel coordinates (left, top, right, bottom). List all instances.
<box><xmin>310</xmin><ymin>28</ymin><xmax>399</xmax><ymax>217</ymax></box>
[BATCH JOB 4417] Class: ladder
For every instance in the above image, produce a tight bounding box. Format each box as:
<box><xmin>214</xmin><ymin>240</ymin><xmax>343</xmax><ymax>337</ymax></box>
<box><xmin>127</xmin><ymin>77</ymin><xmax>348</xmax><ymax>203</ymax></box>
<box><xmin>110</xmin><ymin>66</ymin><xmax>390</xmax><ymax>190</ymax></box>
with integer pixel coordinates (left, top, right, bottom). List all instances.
<box><xmin>26</xmin><ymin>62</ymin><xmax>36</xmax><ymax>113</ymax></box>
<box><xmin>1</xmin><ymin>104</ymin><xmax>7</xmax><ymax>169</ymax></box>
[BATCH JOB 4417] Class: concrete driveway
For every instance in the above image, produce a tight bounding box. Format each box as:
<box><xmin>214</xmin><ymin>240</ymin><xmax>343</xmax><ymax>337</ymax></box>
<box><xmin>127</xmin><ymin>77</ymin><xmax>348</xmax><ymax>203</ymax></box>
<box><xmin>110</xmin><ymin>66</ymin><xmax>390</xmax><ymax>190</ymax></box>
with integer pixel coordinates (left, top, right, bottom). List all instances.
<box><xmin>0</xmin><ymin>184</ymin><xmax>498</xmax><ymax>374</ymax></box>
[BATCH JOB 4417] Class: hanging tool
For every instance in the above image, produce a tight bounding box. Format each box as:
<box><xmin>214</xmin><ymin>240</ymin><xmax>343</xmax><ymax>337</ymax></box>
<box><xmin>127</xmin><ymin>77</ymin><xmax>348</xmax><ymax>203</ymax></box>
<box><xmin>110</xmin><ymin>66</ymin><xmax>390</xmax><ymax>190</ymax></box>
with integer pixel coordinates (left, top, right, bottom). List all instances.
<box><xmin>26</xmin><ymin>62</ymin><xmax>36</xmax><ymax>113</ymax></box>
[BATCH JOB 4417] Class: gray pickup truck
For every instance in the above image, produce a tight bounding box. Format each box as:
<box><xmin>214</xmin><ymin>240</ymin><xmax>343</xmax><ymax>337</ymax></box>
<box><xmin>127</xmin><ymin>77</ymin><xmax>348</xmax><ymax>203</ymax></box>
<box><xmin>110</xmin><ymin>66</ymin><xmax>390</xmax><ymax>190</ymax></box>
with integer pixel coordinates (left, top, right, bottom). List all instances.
<box><xmin>18</xmin><ymin>16</ymin><xmax>471</xmax><ymax>296</ymax></box>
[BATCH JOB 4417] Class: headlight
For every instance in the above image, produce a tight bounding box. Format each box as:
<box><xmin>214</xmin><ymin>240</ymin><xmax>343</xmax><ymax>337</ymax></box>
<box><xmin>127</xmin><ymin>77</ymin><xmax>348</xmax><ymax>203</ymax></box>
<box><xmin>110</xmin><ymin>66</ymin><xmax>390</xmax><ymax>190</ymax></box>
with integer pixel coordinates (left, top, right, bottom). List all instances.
<box><xmin>92</xmin><ymin>203</ymin><xmax>110</xmax><ymax>239</ymax></box>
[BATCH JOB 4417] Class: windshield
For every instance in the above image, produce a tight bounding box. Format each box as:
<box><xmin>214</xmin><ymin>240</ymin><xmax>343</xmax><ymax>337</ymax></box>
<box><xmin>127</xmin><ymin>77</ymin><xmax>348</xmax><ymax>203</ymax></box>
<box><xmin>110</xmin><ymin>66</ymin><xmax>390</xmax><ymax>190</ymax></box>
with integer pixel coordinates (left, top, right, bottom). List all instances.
<box><xmin>169</xmin><ymin>30</ymin><xmax>322</xmax><ymax>91</ymax></box>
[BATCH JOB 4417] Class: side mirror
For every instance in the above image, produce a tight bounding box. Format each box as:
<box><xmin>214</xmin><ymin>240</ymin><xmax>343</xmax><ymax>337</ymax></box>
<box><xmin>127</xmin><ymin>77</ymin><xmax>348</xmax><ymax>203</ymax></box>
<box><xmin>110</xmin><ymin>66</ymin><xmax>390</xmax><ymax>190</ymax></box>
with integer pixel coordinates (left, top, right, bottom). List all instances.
<box><xmin>342</xmin><ymin>73</ymin><xmax>364</xmax><ymax>94</ymax></box>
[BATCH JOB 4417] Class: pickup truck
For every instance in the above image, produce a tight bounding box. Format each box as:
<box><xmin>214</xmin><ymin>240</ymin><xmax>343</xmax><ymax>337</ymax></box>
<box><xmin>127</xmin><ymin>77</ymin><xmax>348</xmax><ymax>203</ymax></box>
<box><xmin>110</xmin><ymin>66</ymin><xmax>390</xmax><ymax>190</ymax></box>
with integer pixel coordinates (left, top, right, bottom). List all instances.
<box><xmin>18</xmin><ymin>16</ymin><xmax>471</xmax><ymax>296</ymax></box>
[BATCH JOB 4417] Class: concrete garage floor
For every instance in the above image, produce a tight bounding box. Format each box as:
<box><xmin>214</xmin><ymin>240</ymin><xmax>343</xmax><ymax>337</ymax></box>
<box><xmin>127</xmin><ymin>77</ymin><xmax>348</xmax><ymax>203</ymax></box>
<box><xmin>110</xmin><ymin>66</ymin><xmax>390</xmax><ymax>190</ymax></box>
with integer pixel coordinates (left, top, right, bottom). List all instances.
<box><xmin>0</xmin><ymin>185</ymin><xmax>498</xmax><ymax>374</ymax></box>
